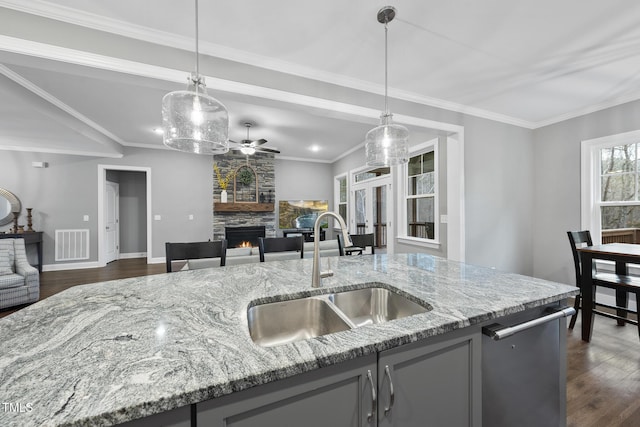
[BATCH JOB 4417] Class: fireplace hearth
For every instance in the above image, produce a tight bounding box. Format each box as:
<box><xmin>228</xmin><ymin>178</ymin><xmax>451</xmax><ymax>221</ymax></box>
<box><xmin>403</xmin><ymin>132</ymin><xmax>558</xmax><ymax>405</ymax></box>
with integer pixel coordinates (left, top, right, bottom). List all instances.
<box><xmin>225</xmin><ymin>226</ymin><xmax>266</xmax><ymax>248</ymax></box>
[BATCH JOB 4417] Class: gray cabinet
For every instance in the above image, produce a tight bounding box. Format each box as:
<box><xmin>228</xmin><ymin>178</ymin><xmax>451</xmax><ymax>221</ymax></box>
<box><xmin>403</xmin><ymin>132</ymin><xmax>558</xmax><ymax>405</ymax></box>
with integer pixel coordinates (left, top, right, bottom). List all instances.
<box><xmin>197</xmin><ymin>329</ymin><xmax>480</xmax><ymax>427</ymax></box>
<box><xmin>197</xmin><ymin>354</ymin><xmax>378</xmax><ymax>427</ymax></box>
<box><xmin>377</xmin><ymin>329</ymin><xmax>482</xmax><ymax>427</ymax></box>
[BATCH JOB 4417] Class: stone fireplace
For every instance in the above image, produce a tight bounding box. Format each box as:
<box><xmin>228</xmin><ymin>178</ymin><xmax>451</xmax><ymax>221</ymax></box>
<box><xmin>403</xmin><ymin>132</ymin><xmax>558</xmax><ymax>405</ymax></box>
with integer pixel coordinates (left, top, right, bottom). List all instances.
<box><xmin>213</xmin><ymin>152</ymin><xmax>276</xmax><ymax>241</ymax></box>
<box><xmin>225</xmin><ymin>226</ymin><xmax>266</xmax><ymax>248</ymax></box>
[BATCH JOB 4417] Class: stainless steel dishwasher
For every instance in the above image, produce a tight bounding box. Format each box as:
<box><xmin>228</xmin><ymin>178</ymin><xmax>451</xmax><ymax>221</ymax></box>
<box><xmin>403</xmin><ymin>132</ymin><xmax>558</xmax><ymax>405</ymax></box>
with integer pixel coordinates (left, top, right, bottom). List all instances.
<box><xmin>482</xmin><ymin>303</ymin><xmax>575</xmax><ymax>427</ymax></box>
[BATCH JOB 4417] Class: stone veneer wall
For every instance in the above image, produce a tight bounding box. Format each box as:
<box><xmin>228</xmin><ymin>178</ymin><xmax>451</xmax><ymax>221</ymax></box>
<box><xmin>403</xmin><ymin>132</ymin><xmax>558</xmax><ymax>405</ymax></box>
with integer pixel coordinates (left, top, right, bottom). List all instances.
<box><xmin>213</xmin><ymin>152</ymin><xmax>276</xmax><ymax>242</ymax></box>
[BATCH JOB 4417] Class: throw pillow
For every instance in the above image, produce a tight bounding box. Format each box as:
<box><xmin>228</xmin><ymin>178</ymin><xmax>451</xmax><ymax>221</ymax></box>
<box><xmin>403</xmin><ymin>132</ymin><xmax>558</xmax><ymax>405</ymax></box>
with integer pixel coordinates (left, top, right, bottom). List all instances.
<box><xmin>0</xmin><ymin>249</ymin><xmax>13</xmax><ymax>275</ymax></box>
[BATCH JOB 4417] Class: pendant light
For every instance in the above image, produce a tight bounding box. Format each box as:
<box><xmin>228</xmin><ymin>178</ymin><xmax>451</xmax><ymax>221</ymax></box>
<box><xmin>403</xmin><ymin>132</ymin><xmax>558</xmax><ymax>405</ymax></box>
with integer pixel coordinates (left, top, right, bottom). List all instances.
<box><xmin>162</xmin><ymin>0</ymin><xmax>229</xmax><ymax>155</ymax></box>
<box><xmin>365</xmin><ymin>6</ymin><xmax>409</xmax><ymax>167</ymax></box>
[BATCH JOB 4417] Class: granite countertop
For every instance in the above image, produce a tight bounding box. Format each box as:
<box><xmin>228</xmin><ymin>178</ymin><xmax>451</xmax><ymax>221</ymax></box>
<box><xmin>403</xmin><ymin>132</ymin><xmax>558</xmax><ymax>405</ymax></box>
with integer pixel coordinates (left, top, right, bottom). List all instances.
<box><xmin>0</xmin><ymin>254</ymin><xmax>578</xmax><ymax>426</ymax></box>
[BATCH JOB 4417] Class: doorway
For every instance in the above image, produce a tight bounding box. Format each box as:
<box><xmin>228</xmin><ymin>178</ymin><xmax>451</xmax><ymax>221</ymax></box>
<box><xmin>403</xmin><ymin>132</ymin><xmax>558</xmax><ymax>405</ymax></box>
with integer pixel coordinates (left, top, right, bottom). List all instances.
<box><xmin>98</xmin><ymin>165</ymin><xmax>152</xmax><ymax>267</ymax></box>
<box><xmin>351</xmin><ymin>170</ymin><xmax>392</xmax><ymax>253</ymax></box>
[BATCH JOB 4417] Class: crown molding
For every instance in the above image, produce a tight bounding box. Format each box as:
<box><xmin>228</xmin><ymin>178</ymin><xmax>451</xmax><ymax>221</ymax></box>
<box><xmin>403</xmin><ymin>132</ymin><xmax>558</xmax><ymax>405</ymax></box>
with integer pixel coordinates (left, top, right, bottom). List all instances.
<box><xmin>275</xmin><ymin>155</ymin><xmax>333</xmax><ymax>164</ymax></box>
<box><xmin>531</xmin><ymin>90</ymin><xmax>640</xmax><ymax>129</ymax></box>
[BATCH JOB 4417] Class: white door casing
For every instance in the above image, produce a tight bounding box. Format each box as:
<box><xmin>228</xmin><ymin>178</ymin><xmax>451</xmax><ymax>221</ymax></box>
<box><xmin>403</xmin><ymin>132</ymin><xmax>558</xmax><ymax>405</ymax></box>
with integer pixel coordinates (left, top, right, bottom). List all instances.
<box><xmin>105</xmin><ymin>181</ymin><xmax>119</xmax><ymax>263</ymax></box>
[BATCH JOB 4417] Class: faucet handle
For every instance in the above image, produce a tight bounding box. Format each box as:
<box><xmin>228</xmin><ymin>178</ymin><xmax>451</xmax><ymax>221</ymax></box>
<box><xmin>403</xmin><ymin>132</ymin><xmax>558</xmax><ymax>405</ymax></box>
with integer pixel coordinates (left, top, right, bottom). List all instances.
<box><xmin>320</xmin><ymin>257</ymin><xmax>333</xmax><ymax>278</ymax></box>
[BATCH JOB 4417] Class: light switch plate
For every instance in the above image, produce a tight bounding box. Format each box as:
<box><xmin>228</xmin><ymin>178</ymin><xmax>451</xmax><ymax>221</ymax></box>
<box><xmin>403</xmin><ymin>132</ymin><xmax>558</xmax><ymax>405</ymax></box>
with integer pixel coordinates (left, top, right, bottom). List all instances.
<box><xmin>83</xmin><ymin>215</ymin><xmax>89</xmax><ymax>222</ymax></box>
<box><xmin>154</xmin><ymin>215</ymin><xmax>161</xmax><ymax>221</ymax></box>
<box><xmin>188</xmin><ymin>214</ymin><xmax>194</xmax><ymax>220</ymax></box>
<box><xmin>440</xmin><ymin>215</ymin><xmax>448</xmax><ymax>223</ymax></box>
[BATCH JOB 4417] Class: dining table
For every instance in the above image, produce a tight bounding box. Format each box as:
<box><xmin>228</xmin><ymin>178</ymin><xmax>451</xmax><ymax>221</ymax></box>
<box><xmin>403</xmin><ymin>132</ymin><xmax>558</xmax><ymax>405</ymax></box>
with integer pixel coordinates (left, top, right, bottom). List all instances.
<box><xmin>577</xmin><ymin>243</ymin><xmax>640</xmax><ymax>342</ymax></box>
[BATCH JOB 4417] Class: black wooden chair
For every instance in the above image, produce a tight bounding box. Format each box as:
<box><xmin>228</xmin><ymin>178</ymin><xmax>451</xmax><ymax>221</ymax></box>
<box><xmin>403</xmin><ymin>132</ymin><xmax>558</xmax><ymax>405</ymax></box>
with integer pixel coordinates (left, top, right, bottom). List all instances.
<box><xmin>165</xmin><ymin>240</ymin><xmax>227</xmax><ymax>272</ymax></box>
<box><xmin>339</xmin><ymin>233</ymin><xmax>375</xmax><ymax>255</ymax></box>
<box><xmin>567</xmin><ymin>231</ymin><xmax>640</xmax><ymax>338</ymax></box>
<box><xmin>258</xmin><ymin>236</ymin><xmax>304</xmax><ymax>262</ymax></box>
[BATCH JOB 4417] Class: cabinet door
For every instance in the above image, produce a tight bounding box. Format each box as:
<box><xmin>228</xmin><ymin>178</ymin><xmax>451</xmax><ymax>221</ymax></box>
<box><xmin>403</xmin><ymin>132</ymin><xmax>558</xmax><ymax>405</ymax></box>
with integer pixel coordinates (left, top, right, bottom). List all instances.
<box><xmin>197</xmin><ymin>354</ymin><xmax>377</xmax><ymax>427</ymax></box>
<box><xmin>378</xmin><ymin>329</ymin><xmax>481</xmax><ymax>427</ymax></box>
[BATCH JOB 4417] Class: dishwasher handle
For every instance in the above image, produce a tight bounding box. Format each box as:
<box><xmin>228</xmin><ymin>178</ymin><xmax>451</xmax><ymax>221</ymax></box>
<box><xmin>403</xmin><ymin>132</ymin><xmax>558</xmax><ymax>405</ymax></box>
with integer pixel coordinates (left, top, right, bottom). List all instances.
<box><xmin>482</xmin><ymin>306</ymin><xmax>576</xmax><ymax>341</ymax></box>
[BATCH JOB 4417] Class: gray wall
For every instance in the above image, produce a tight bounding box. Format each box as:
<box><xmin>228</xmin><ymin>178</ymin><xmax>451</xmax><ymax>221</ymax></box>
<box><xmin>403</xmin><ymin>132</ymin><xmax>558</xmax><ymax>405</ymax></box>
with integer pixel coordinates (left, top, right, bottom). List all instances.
<box><xmin>0</xmin><ymin>147</ymin><xmax>213</xmax><ymax>266</ymax></box>
<box><xmin>533</xmin><ymin>99</ymin><xmax>640</xmax><ymax>284</ymax></box>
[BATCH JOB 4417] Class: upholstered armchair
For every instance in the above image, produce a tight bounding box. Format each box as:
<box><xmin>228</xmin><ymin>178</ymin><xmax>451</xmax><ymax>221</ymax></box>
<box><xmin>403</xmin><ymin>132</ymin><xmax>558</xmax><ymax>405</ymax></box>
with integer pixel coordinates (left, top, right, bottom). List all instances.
<box><xmin>0</xmin><ymin>238</ymin><xmax>40</xmax><ymax>310</ymax></box>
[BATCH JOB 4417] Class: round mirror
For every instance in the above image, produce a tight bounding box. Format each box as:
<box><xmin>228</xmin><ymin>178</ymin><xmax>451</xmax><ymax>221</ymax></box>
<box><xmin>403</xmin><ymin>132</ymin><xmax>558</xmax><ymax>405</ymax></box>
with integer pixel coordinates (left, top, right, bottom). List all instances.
<box><xmin>0</xmin><ymin>188</ymin><xmax>21</xmax><ymax>226</ymax></box>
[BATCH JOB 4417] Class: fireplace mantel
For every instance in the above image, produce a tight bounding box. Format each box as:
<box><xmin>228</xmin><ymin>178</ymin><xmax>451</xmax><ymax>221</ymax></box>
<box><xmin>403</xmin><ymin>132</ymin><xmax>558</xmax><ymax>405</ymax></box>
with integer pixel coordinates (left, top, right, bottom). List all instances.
<box><xmin>214</xmin><ymin>203</ymin><xmax>274</xmax><ymax>212</ymax></box>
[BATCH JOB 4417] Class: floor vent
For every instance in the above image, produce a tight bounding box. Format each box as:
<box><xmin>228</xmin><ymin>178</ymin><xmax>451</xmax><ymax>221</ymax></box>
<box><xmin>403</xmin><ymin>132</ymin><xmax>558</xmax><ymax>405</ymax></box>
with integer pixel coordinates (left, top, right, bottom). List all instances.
<box><xmin>55</xmin><ymin>229</ymin><xmax>90</xmax><ymax>261</ymax></box>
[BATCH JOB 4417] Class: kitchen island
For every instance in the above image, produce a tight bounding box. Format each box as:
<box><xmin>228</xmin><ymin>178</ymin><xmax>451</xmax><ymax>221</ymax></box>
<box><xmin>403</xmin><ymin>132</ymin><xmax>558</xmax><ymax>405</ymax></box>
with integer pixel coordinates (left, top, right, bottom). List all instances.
<box><xmin>0</xmin><ymin>254</ymin><xmax>577</xmax><ymax>426</ymax></box>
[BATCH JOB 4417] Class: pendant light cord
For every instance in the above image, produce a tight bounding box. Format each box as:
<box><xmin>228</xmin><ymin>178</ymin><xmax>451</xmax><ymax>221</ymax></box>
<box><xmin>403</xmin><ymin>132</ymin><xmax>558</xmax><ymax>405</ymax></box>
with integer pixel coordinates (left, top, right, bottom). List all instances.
<box><xmin>384</xmin><ymin>19</ymin><xmax>389</xmax><ymax>116</ymax></box>
<box><xmin>195</xmin><ymin>0</ymin><xmax>200</xmax><ymax>78</ymax></box>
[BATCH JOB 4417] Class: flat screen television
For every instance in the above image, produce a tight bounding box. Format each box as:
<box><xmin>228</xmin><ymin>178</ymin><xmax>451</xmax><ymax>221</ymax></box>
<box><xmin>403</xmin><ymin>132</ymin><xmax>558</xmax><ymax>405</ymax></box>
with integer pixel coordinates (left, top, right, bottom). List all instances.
<box><xmin>278</xmin><ymin>200</ymin><xmax>328</xmax><ymax>229</ymax></box>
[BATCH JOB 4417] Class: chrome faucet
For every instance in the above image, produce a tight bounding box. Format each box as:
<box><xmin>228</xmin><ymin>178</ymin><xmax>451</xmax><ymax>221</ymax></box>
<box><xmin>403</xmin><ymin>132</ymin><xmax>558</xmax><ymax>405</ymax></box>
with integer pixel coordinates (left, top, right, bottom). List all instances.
<box><xmin>312</xmin><ymin>211</ymin><xmax>353</xmax><ymax>287</ymax></box>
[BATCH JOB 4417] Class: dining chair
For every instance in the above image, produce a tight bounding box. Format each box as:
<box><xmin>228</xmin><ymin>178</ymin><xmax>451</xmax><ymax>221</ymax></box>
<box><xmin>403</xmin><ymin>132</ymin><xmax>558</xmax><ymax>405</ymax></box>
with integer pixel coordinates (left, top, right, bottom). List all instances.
<box><xmin>567</xmin><ymin>231</ymin><xmax>640</xmax><ymax>339</ymax></box>
<box><xmin>339</xmin><ymin>233</ymin><xmax>375</xmax><ymax>255</ymax></box>
<box><xmin>165</xmin><ymin>240</ymin><xmax>227</xmax><ymax>272</ymax></box>
<box><xmin>258</xmin><ymin>236</ymin><xmax>304</xmax><ymax>262</ymax></box>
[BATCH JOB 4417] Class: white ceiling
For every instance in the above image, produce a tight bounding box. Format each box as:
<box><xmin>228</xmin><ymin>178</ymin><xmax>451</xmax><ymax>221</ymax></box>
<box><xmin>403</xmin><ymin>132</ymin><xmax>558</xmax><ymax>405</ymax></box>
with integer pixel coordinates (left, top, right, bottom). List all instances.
<box><xmin>2</xmin><ymin>0</ymin><xmax>640</xmax><ymax>161</ymax></box>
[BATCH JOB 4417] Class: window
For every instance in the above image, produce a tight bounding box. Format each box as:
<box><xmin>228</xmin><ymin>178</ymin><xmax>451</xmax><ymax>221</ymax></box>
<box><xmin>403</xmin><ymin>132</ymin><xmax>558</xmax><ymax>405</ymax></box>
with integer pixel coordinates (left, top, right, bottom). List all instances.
<box><xmin>582</xmin><ymin>130</ymin><xmax>640</xmax><ymax>244</ymax></box>
<box><xmin>407</xmin><ymin>151</ymin><xmax>436</xmax><ymax>239</ymax></box>
<box><xmin>599</xmin><ymin>143</ymin><xmax>640</xmax><ymax>242</ymax></box>
<box><xmin>398</xmin><ymin>139</ymin><xmax>438</xmax><ymax>246</ymax></box>
<box><xmin>334</xmin><ymin>174</ymin><xmax>348</xmax><ymax>228</ymax></box>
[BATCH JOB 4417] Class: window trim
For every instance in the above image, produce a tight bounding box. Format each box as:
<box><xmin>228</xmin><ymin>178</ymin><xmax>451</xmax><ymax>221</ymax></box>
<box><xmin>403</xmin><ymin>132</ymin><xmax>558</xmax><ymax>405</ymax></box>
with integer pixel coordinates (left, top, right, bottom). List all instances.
<box><xmin>397</xmin><ymin>138</ymin><xmax>440</xmax><ymax>247</ymax></box>
<box><xmin>333</xmin><ymin>173</ymin><xmax>348</xmax><ymax>230</ymax></box>
<box><xmin>581</xmin><ymin>129</ymin><xmax>640</xmax><ymax>244</ymax></box>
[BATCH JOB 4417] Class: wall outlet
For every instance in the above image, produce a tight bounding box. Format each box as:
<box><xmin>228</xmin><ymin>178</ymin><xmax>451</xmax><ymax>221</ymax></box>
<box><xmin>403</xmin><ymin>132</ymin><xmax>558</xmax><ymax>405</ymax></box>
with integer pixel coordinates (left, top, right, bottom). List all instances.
<box><xmin>154</xmin><ymin>215</ymin><xmax>161</xmax><ymax>221</ymax></box>
<box><xmin>188</xmin><ymin>214</ymin><xmax>194</xmax><ymax>220</ymax></box>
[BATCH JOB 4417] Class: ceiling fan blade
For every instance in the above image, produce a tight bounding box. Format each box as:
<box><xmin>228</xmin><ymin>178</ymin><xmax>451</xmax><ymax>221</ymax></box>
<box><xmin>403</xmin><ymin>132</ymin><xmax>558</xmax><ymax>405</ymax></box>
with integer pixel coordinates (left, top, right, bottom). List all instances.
<box><xmin>250</xmin><ymin>139</ymin><xmax>268</xmax><ymax>147</ymax></box>
<box><xmin>255</xmin><ymin>147</ymin><xmax>280</xmax><ymax>154</ymax></box>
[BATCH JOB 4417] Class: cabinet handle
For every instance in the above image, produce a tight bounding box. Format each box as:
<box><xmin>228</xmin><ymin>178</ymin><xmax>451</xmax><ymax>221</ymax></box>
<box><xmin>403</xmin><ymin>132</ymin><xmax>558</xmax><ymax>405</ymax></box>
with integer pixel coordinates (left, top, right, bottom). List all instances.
<box><xmin>383</xmin><ymin>365</ymin><xmax>395</xmax><ymax>415</ymax></box>
<box><xmin>366</xmin><ymin>369</ymin><xmax>376</xmax><ymax>423</ymax></box>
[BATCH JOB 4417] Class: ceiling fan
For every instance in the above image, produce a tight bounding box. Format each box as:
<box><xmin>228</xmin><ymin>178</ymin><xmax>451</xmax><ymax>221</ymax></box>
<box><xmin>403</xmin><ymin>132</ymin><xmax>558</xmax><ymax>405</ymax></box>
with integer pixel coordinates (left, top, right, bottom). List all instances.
<box><xmin>229</xmin><ymin>123</ymin><xmax>280</xmax><ymax>155</ymax></box>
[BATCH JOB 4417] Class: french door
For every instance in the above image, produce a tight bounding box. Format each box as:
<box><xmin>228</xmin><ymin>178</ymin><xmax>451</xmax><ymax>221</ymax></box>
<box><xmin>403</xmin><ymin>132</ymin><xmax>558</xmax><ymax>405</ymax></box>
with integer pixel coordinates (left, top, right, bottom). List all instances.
<box><xmin>351</xmin><ymin>175</ymin><xmax>392</xmax><ymax>253</ymax></box>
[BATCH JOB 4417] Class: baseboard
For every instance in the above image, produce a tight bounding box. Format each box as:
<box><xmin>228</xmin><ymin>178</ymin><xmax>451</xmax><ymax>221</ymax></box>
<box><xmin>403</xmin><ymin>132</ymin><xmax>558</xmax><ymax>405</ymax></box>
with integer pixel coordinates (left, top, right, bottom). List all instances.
<box><xmin>43</xmin><ymin>261</ymin><xmax>103</xmax><ymax>272</ymax></box>
<box><xmin>119</xmin><ymin>252</ymin><xmax>147</xmax><ymax>259</ymax></box>
<box><xmin>149</xmin><ymin>257</ymin><xmax>165</xmax><ymax>264</ymax></box>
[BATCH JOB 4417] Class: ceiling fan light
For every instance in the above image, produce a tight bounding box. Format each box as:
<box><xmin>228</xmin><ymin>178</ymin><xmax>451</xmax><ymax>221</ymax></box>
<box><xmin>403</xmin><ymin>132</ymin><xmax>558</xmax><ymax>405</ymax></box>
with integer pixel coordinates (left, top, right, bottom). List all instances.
<box><xmin>365</xmin><ymin>113</ymin><xmax>409</xmax><ymax>166</ymax></box>
<box><xmin>162</xmin><ymin>76</ymin><xmax>229</xmax><ymax>155</ymax></box>
<box><xmin>240</xmin><ymin>146</ymin><xmax>256</xmax><ymax>155</ymax></box>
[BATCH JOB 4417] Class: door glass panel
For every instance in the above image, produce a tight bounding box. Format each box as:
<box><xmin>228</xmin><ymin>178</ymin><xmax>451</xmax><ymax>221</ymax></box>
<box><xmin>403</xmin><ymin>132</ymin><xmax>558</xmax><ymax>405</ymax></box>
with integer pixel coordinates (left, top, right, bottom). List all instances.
<box><xmin>373</xmin><ymin>184</ymin><xmax>387</xmax><ymax>248</ymax></box>
<box><xmin>355</xmin><ymin>188</ymin><xmax>366</xmax><ymax>234</ymax></box>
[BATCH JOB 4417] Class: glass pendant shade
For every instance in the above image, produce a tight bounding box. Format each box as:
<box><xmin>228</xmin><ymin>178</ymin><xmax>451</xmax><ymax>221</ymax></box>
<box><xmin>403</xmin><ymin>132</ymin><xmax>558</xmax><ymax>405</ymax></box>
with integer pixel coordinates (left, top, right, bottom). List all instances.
<box><xmin>365</xmin><ymin>113</ymin><xmax>409</xmax><ymax>166</ymax></box>
<box><xmin>162</xmin><ymin>73</ymin><xmax>229</xmax><ymax>155</ymax></box>
<box><xmin>365</xmin><ymin>5</ymin><xmax>409</xmax><ymax>167</ymax></box>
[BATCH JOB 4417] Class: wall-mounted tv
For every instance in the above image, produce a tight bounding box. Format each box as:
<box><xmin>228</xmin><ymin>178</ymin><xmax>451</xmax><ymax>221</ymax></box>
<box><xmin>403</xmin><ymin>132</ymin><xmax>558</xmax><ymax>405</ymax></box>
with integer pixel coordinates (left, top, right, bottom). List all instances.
<box><xmin>279</xmin><ymin>200</ymin><xmax>328</xmax><ymax>229</ymax></box>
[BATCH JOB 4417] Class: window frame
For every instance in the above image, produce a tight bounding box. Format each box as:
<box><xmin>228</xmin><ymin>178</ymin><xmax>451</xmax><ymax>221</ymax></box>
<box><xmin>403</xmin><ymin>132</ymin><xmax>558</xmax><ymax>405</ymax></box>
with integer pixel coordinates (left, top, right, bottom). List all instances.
<box><xmin>333</xmin><ymin>173</ymin><xmax>348</xmax><ymax>230</ymax></box>
<box><xmin>397</xmin><ymin>138</ymin><xmax>440</xmax><ymax>249</ymax></box>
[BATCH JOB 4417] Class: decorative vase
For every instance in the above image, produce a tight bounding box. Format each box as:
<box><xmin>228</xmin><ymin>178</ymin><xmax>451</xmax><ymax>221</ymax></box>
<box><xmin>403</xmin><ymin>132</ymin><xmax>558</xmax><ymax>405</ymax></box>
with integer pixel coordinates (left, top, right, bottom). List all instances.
<box><xmin>221</xmin><ymin>190</ymin><xmax>228</xmax><ymax>203</ymax></box>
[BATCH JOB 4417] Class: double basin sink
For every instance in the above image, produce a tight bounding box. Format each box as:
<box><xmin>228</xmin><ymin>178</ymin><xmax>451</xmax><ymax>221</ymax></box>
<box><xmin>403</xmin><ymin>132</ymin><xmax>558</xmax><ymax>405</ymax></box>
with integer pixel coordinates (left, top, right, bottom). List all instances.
<box><xmin>248</xmin><ymin>285</ymin><xmax>432</xmax><ymax>347</ymax></box>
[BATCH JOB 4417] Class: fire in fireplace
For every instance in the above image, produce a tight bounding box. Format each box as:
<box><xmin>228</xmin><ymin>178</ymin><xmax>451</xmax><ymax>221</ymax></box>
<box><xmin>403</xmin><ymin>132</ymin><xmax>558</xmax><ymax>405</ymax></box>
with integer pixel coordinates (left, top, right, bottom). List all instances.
<box><xmin>225</xmin><ymin>226</ymin><xmax>266</xmax><ymax>248</ymax></box>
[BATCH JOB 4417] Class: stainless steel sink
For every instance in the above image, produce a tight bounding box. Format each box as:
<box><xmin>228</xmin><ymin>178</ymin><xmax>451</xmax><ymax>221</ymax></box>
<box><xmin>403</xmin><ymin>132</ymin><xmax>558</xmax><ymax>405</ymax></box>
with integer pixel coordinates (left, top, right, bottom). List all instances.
<box><xmin>329</xmin><ymin>287</ymin><xmax>430</xmax><ymax>327</ymax></box>
<box><xmin>248</xmin><ymin>285</ymin><xmax>432</xmax><ymax>347</ymax></box>
<box><xmin>247</xmin><ymin>297</ymin><xmax>351</xmax><ymax>347</ymax></box>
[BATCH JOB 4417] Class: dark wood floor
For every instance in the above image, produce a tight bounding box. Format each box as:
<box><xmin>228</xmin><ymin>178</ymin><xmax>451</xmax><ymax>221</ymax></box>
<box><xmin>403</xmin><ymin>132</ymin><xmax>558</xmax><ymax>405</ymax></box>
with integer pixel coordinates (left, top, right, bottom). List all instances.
<box><xmin>2</xmin><ymin>258</ymin><xmax>639</xmax><ymax>425</ymax></box>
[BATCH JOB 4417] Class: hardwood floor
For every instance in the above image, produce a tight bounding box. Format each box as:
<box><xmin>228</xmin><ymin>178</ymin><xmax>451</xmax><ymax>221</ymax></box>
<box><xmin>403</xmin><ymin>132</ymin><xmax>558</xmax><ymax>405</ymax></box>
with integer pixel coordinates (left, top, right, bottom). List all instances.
<box><xmin>2</xmin><ymin>258</ymin><xmax>639</xmax><ymax>425</ymax></box>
